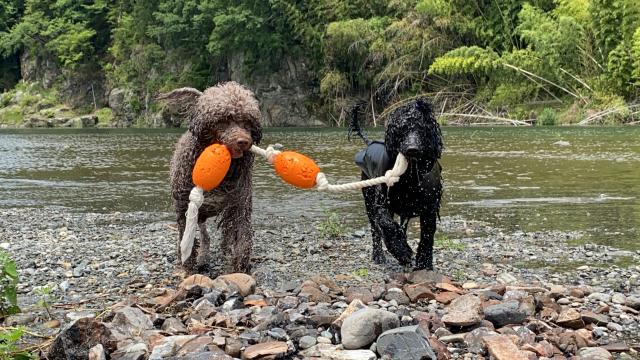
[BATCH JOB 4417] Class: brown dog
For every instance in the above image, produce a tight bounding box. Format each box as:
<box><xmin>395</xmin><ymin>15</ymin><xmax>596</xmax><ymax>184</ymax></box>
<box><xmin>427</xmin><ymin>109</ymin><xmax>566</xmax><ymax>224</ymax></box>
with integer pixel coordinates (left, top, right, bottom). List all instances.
<box><xmin>159</xmin><ymin>82</ymin><xmax>262</xmax><ymax>274</ymax></box>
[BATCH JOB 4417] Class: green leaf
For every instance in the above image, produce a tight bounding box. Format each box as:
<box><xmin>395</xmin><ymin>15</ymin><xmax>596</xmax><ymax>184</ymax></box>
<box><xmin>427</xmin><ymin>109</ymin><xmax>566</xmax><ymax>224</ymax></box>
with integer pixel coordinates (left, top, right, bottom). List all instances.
<box><xmin>4</xmin><ymin>261</ymin><xmax>18</xmax><ymax>279</ymax></box>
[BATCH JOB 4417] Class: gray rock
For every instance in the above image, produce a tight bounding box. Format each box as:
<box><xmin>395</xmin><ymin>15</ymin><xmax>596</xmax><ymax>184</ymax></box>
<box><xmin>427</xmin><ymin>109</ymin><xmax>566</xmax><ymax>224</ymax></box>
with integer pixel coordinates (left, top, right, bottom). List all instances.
<box><xmin>108</xmin><ymin>88</ymin><xmax>135</xmax><ymax>126</ymax></box>
<box><xmin>441</xmin><ymin>294</ymin><xmax>483</xmax><ymax>327</ymax></box>
<box><xmin>484</xmin><ymin>300</ymin><xmax>528</xmax><ymax>327</ymax></box>
<box><xmin>239</xmin><ymin>330</ymin><xmax>261</xmax><ymax>344</ymax></box>
<box><xmin>592</xmin><ymin>327</ymin><xmax>606</xmax><ymax>338</ymax></box>
<box><xmin>464</xmin><ymin>327</ymin><xmax>498</xmax><ymax>354</ymax></box>
<box><xmin>229</xmin><ymin>55</ymin><xmax>323</xmax><ymax>127</ymax></box>
<box><xmin>221</xmin><ymin>297</ymin><xmax>243</xmax><ymax>311</ymax></box>
<box><xmin>267</xmin><ymin>328</ymin><xmax>287</xmax><ymax>341</ymax></box>
<box><xmin>588</xmin><ymin>293</ymin><xmax>611</xmax><ymax>303</ymax></box>
<box><xmin>298</xmin><ymin>335</ymin><xmax>317</xmax><ymax>350</ymax></box>
<box><xmin>384</xmin><ymin>288</ymin><xmax>410</xmax><ymax>305</ymax></box>
<box><xmin>606</xmin><ymin>322</ymin><xmax>623</xmax><ymax>332</ymax></box>
<box><xmin>376</xmin><ymin>325</ymin><xmax>436</xmax><ymax>360</ymax></box>
<box><xmin>148</xmin><ymin>340</ymin><xmax>176</xmax><ymax>360</ymax></box>
<box><xmin>577</xmin><ymin>347</ymin><xmax>613</xmax><ymax>360</ymax></box>
<box><xmin>611</xmin><ymin>293</ymin><xmax>626</xmax><ymax>304</ymax></box>
<box><xmin>110</xmin><ymin>306</ymin><xmax>154</xmax><ymax>336</ymax></box>
<box><xmin>161</xmin><ymin>318</ymin><xmax>187</xmax><ymax>334</ymax></box>
<box><xmin>626</xmin><ymin>296</ymin><xmax>640</xmax><ymax>309</ymax></box>
<box><xmin>497</xmin><ymin>273</ymin><xmax>518</xmax><ymax>285</ymax></box>
<box><xmin>341</xmin><ymin>308</ymin><xmax>400</xmax><ymax>349</ymax></box>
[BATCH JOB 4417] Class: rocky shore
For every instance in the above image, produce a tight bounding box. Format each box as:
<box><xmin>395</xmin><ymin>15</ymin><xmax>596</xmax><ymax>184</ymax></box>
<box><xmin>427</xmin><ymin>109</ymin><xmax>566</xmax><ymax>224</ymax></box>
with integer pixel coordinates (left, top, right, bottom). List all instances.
<box><xmin>1</xmin><ymin>207</ymin><xmax>640</xmax><ymax>359</ymax></box>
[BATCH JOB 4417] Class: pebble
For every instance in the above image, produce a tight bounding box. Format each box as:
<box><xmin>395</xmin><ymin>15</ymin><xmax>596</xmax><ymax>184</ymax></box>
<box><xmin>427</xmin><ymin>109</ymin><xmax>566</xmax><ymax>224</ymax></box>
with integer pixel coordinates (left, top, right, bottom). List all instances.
<box><xmin>3</xmin><ymin>208</ymin><xmax>640</xmax><ymax>360</ymax></box>
<box><xmin>298</xmin><ymin>335</ymin><xmax>316</xmax><ymax>349</ymax></box>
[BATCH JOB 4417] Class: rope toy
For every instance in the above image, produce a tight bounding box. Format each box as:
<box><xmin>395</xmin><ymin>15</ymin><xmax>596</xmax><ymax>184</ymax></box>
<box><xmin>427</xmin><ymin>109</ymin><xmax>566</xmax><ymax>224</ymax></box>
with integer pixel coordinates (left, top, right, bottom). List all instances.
<box><xmin>249</xmin><ymin>145</ymin><xmax>408</xmax><ymax>192</ymax></box>
<box><xmin>181</xmin><ymin>144</ymin><xmax>231</xmax><ymax>264</ymax></box>
<box><xmin>180</xmin><ymin>143</ymin><xmax>408</xmax><ymax>264</ymax></box>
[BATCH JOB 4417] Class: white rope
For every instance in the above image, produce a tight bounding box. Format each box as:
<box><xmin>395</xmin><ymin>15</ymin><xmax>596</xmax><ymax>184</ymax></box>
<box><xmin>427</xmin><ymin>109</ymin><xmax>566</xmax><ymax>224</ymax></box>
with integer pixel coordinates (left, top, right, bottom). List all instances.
<box><xmin>180</xmin><ymin>186</ymin><xmax>204</xmax><ymax>264</ymax></box>
<box><xmin>250</xmin><ymin>144</ymin><xmax>408</xmax><ymax>192</ymax></box>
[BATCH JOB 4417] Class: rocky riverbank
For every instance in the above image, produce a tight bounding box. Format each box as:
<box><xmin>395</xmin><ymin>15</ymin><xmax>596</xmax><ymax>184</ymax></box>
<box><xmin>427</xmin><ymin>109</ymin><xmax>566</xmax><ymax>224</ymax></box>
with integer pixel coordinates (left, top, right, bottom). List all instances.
<box><xmin>1</xmin><ymin>207</ymin><xmax>640</xmax><ymax>358</ymax></box>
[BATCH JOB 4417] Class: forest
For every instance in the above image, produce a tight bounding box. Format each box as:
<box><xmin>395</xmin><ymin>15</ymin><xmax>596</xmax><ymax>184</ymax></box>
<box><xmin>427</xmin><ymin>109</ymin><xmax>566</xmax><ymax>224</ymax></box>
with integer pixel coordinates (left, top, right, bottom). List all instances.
<box><xmin>1</xmin><ymin>0</ymin><xmax>640</xmax><ymax>126</ymax></box>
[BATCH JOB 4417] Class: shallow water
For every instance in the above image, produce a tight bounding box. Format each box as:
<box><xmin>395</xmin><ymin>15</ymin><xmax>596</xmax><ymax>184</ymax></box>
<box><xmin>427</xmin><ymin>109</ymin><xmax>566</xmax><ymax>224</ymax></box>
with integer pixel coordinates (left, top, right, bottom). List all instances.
<box><xmin>0</xmin><ymin>127</ymin><xmax>639</xmax><ymax>250</ymax></box>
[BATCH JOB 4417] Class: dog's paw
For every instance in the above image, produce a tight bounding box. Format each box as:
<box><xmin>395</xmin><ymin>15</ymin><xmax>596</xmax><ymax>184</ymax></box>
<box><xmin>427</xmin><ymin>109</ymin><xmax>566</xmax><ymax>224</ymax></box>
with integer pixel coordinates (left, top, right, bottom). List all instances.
<box><xmin>412</xmin><ymin>261</ymin><xmax>434</xmax><ymax>271</ymax></box>
<box><xmin>196</xmin><ymin>263</ymin><xmax>211</xmax><ymax>274</ymax></box>
<box><xmin>396</xmin><ymin>254</ymin><xmax>414</xmax><ymax>266</ymax></box>
<box><xmin>372</xmin><ymin>253</ymin><xmax>387</xmax><ymax>265</ymax></box>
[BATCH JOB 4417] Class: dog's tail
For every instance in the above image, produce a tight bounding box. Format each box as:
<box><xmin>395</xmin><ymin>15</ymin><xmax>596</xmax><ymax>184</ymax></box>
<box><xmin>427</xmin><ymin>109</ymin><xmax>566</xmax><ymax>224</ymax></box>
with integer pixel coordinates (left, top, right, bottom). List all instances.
<box><xmin>347</xmin><ymin>101</ymin><xmax>371</xmax><ymax>145</ymax></box>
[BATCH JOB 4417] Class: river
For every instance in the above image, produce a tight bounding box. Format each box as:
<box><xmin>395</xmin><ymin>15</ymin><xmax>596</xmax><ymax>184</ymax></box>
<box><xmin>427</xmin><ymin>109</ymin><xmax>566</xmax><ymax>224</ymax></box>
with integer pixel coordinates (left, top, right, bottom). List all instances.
<box><xmin>1</xmin><ymin>127</ymin><xmax>639</xmax><ymax>251</ymax></box>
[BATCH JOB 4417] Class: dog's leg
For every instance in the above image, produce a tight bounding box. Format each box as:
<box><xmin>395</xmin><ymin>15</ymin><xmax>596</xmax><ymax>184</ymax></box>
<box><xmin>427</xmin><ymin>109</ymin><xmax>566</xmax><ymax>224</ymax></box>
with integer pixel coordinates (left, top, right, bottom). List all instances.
<box><xmin>415</xmin><ymin>214</ymin><xmax>437</xmax><ymax>270</ymax></box>
<box><xmin>377</xmin><ymin>209</ymin><xmax>413</xmax><ymax>265</ymax></box>
<box><xmin>196</xmin><ymin>220</ymin><xmax>211</xmax><ymax>272</ymax></box>
<box><xmin>219</xmin><ymin>193</ymin><xmax>253</xmax><ymax>274</ymax></box>
<box><xmin>362</xmin><ymin>184</ymin><xmax>385</xmax><ymax>264</ymax></box>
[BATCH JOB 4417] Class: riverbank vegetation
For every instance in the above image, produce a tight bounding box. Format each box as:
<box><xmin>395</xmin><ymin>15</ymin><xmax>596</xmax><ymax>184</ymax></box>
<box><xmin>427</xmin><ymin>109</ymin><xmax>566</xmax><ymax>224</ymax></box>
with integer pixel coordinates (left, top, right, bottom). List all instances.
<box><xmin>1</xmin><ymin>0</ymin><xmax>640</xmax><ymax>126</ymax></box>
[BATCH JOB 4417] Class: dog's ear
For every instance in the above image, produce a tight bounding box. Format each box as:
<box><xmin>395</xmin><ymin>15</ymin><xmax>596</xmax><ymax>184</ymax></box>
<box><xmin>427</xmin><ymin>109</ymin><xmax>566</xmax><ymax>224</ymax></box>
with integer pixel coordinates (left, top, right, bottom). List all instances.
<box><xmin>416</xmin><ymin>97</ymin><xmax>443</xmax><ymax>159</ymax></box>
<box><xmin>156</xmin><ymin>87</ymin><xmax>203</xmax><ymax>133</ymax></box>
<box><xmin>156</xmin><ymin>87</ymin><xmax>202</xmax><ymax>110</ymax></box>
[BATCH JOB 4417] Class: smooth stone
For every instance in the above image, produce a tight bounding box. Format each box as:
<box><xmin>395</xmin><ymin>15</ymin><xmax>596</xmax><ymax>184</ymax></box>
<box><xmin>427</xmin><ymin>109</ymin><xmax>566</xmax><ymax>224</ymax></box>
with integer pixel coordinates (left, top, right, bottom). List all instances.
<box><xmin>484</xmin><ymin>300</ymin><xmax>528</xmax><ymax>327</ymax></box>
<box><xmin>577</xmin><ymin>347</ymin><xmax>613</xmax><ymax>360</ymax></box>
<box><xmin>496</xmin><ymin>273</ymin><xmax>517</xmax><ymax>285</ymax></box>
<box><xmin>588</xmin><ymin>293</ymin><xmax>611</xmax><ymax>303</ymax></box>
<box><xmin>298</xmin><ymin>335</ymin><xmax>317</xmax><ymax>350</ymax></box>
<box><xmin>441</xmin><ymin>294</ymin><xmax>483</xmax><ymax>327</ymax></box>
<box><xmin>161</xmin><ymin>317</ymin><xmax>188</xmax><ymax>334</ymax></box>
<box><xmin>606</xmin><ymin>322</ymin><xmax>623</xmax><ymax>332</ymax></box>
<box><xmin>376</xmin><ymin>325</ymin><xmax>436</xmax><ymax>360</ymax></box>
<box><xmin>341</xmin><ymin>308</ymin><xmax>400</xmax><ymax>350</ymax></box>
<box><xmin>611</xmin><ymin>293</ymin><xmax>626</xmax><ymax>305</ymax></box>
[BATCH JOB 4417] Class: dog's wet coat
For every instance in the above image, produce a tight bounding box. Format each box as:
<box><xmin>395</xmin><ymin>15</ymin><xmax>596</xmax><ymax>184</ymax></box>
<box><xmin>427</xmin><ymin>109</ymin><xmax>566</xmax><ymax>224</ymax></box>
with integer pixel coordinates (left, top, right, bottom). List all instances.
<box><xmin>159</xmin><ymin>82</ymin><xmax>262</xmax><ymax>274</ymax></box>
<box><xmin>350</xmin><ymin>99</ymin><xmax>443</xmax><ymax>270</ymax></box>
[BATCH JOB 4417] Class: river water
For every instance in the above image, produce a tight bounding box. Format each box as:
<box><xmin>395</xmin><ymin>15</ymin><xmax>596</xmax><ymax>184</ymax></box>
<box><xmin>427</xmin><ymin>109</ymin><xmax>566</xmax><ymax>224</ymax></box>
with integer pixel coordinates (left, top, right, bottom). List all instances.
<box><xmin>1</xmin><ymin>127</ymin><xmax>639</xmax><ymax>250</ymax></box>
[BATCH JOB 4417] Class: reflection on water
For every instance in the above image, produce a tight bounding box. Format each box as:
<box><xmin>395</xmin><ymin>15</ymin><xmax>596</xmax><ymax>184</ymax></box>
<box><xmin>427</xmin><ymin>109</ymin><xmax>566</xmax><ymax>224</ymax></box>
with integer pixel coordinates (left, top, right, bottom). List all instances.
<box><xmin>1</xmin><ymin>127</ymin><xmax>639</xmax><ymax>250</ymax></box>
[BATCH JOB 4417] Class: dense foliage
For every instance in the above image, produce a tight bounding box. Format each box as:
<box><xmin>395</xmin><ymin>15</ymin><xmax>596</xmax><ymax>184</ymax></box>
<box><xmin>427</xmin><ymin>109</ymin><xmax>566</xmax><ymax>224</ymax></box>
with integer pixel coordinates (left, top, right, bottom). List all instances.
<box><xmin>1</xmin><ymin>0</ymin><xmax>639</xmax><ymax>124</ymax></box>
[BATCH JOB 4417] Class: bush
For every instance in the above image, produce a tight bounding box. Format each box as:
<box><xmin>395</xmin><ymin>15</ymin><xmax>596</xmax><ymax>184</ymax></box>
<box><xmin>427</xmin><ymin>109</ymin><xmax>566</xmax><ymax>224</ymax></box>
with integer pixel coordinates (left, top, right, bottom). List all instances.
<box><xmin>0</xmin><ymin>250</ymin><xmax>19</xmax><ymax>316</ymax></box>
<box><xmin>538</xmin><ymin>108</ymin><xmax>558</xmax><ymax>125</ymax></box>
<box><xmin>95</xmin><ymin>108</ymin><xmax>114</xmax><ymax>125</ymax></box>
<box><xmin>0</xmin><ymin>107</ymin><xmax>23</xmax><ymax>124</ymax></box>
<box><xmin>317</xmin><ymin>210</ymin><xmax>347</xmax><ymax>238</ymax></box>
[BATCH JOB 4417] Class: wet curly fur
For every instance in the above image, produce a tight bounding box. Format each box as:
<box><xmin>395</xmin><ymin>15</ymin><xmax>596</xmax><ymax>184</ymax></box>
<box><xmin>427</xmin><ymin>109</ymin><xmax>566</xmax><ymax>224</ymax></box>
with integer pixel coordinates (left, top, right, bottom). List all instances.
<box><xmin>349</xmin><ymin>98</ymin><xmax>443</xmax><ymax>270</ymax></box>
<box><xmin>159</xmin><ymin>82</ymin><xmax>262</xmax><ymax>274</ymax></box>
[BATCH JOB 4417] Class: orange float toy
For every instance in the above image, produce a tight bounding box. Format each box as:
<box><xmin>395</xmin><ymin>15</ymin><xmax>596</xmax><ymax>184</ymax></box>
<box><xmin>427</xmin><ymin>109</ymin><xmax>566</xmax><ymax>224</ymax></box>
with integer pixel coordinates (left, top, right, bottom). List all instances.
<box><xmin>192</xmin><ymin>144</ymin><xmax>231</xmax><ymax>191</ymax></box>
<box><xmin>272</xmin><ymin>151</ymin><xmax>321</xmax><ymax>189</ymax></box>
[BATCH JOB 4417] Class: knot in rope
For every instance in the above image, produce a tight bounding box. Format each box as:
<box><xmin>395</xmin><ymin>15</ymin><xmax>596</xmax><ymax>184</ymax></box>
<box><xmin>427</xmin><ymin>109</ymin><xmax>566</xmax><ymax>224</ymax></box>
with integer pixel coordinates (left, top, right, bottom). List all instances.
<box><xmin>188</xmin><ymin>186</ymin><xmax>204</xmax><ymax>207</ymax></box>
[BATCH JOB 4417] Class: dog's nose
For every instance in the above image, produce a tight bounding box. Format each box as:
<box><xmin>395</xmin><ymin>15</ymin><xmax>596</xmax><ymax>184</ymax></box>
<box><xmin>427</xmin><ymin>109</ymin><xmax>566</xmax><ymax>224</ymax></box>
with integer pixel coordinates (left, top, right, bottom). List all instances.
<box><xmin>404</xmin><ymin>147</ymin><xmax>420</xmax><ymax>157</ymax></box>
<box><xmin>237</xmin><ymin>138</ymin><xmax>251</xmax><ymax>150</ymax></box>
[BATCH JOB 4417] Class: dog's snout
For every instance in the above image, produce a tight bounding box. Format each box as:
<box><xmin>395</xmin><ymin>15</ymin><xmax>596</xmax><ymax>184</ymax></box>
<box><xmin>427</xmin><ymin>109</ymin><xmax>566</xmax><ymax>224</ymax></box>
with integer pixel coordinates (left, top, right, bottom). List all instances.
<box><xmin>404</xmin><ymin>147</ymin><xmax>420</xmax><ymax>157</ymax></box>
<box><xmin>237</xmin><ymin>138</ymin><xmax>251</xmax><ymax>150</ymax></box>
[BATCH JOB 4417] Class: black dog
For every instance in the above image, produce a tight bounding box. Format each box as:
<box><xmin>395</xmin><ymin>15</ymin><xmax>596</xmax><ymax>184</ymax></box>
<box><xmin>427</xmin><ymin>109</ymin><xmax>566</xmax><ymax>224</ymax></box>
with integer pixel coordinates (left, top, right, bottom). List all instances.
<box><xmin>349</xmin><ymin>99</ymin><xmax>443</xmax><ymax>270</ymax></box>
